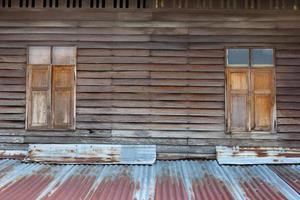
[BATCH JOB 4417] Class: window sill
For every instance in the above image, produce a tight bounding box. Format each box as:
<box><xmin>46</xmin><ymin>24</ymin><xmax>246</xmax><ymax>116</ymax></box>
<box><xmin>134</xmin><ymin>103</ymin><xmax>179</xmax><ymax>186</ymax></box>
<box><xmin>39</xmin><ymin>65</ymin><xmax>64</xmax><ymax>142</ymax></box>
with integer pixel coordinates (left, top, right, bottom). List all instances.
<box><xmin>228</xmin><ymin>131</ymin><xmax>278</xmax><ymax>140</ymax></box>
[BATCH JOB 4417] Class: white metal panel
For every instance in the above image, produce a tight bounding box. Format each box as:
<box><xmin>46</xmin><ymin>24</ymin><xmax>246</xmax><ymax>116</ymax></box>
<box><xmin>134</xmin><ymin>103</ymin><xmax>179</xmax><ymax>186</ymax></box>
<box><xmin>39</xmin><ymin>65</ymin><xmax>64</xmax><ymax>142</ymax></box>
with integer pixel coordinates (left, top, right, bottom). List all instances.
<box><xmin>25</xmin><ymin>144</ymin><xmax>156</xmax><ymax>164</ymax></box>
<box><xmin>217</xmin><ymin>146</ymin><xmax>300</xmax><ymax>165</ymax></box>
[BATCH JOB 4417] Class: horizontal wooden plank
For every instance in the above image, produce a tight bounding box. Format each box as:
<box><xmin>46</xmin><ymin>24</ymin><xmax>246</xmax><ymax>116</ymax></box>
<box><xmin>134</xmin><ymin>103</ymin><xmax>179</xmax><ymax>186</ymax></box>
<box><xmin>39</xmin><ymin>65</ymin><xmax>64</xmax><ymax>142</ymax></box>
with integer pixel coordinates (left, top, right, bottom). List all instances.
<box><xmin>277</xmin><ymin>103</ymin><xmax>300</xmax><ymax>110</ymax></box>
<box><xmin>0</xmin><ymin>136</ymin><xmax>24</xmax><ymax>143</ymax></box>
<box><xmin>0</xmin><ymin>122</ymin><xmax>25</xmax><ymax>128</ymax></box>
<box><xmin>0</xmin><ymin>92</ymin><xmax>25</xmax><ymax>99</ymax></box>
<box><xmin>0</xmin><ymin>100</ymin><xmax>25</xmax><ymax>106</ymax></box>
<box><xmin>24</xmin><ymin>136</ymin><xmax>188</xmax><ymax>145</ymax></box>
<box><xmin>0</xmin><ymin>48</ymin><xmax>26</xmax><ymax>55</ymax></box>
<box><xmin>0</xmin><ymin>56</ymin><xmax>26</xmax><ymax>63</ymax></box>
<box><xmin>77</xmin><ymin>92</ymin><xmax>225</xmax><ymax>101</ymax></box>
<box><xmin>0</xmin><ymin>114</ymin><xmax>25</xmax><ymax>120</ymax></box>
<box><xmin>189</xmin><ymin>138</ymin><xmax>300</xmax><ymax>147</ymax></box>
<box><xmin>0</xmin><ymin>85</ymin><xmax>25</xmax><ymax>92</ymax></box>
<box><xmin>77</xmin><ymin>85</ymin><xmax>224</xmax><ymax>94</ymax></box>
<box><xmin>77</xmin><ymin>100</ymin><xmax>224</xmax><ymax>108</ymax></box>
<box><xmin>0</xmin><ymin>107</ymin><xmax>25</xmax><ymax>114</ymax></box>
<box><xmin>77</xmin><ymin>114</ymin><xmax>224</xmax><ymax>123</ymax></box>
<box><xmin>278</xmin><ymin>125</ymin><xmax>300</xmax><ymax>132</ymax></box>
<box><xmin>77</xmin><ymin>108</ymin><xmax>224</xmax><ymax>116</ymax></box>
<box><xmin>0</xmin><ymin>18</ymin><xmax>299</xmax><ymax>29</ymax></box>
<box><xmin>278</xmin><ymin>118</ymin><xmax>300</xmax><ymax>125</ymax></box>
<box><xmin>0</xmin><ymin>69</ymin><xmax>25</xmax><ymax>77</ymax></box>
<box><xmin>77</xmin><ymin>122</ymin><xmax>224</xmax><ymax>131</ymax></box>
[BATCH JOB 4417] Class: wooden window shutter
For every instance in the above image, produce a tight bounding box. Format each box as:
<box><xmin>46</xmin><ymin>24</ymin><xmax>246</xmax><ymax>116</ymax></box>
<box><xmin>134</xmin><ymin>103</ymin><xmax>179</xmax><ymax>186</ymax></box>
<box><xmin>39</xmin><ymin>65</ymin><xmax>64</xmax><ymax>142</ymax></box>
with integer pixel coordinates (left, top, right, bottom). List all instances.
<box><xmin>27</xmin><ymin>46</ymin><xmax>76</xmax><ymax>130</ymax></box>
<box><xmin>27</xmin><ymin>65</ymin><xmax>51</xmax><ymax>129</ymax></box>
<box><xmin>251</xmin><ymin>68</ymin><xmax>275</xmax><ymax>131</ymax></box>
<box><xmin>226</xmin><ymin>68</ymin><xmax>250</xmax><ymax>132</ymax></box>
<box><xmin>52</xmin><ymin>66</ymin><xmax>75</xmax><ymax>129</ymax></box>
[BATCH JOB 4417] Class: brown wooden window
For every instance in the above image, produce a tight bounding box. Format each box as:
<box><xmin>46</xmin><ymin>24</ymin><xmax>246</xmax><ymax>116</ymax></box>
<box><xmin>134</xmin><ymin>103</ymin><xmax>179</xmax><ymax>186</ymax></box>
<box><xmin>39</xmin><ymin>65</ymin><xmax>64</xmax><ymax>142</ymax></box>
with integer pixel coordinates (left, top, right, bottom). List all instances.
<box><xmin>226</xmin><ymin>48</ymin><xmax>275</xmax><ymax>133</ymax></box>
<box><xmin>26</xmin><ymin>46</ymin><xmax>76</xmax><ymax>130</ymax></box>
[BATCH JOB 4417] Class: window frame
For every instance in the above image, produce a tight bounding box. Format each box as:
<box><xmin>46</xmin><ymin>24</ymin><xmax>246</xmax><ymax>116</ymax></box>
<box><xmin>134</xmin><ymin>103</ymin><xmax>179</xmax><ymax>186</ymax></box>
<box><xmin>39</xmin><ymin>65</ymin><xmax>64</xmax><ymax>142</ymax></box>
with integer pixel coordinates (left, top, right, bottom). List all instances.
<box><xmin>226</xmin><ymin>48</ymin><xmax>250</xmax><ymax>68</ymax></box>
<box><xmin>26</xmin><ymin>46</ymin><xmax>77</xmax><ymax>131</ymax></box>
<box><xmin>225</xmin><ymin>47</ymin><xmax>277</xmax><ymax>134</ymax></box>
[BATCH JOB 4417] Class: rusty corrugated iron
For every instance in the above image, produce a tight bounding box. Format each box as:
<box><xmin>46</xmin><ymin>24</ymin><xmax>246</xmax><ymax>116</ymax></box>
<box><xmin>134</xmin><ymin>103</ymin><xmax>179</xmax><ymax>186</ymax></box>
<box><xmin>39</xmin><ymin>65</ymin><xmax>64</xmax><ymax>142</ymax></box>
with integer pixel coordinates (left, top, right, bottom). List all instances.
<box><xmin>217</xmin><ymin>146</ymin><xmax>300</xmax><ymax>165</ymax></box>
<box><xmin>25</xmin><ymin>144</ymin><xmax>156</xmax><ymax>164</ymax></box>
<box><xmin>270</xmin><ymin>165</ymin><xmax>300</xmax><ymax>194</ymax></box>
<box><xmin>0</xmin><ymin>150</ymin><xmax>27</xmax><ymax>160</ymax></box>
<box><xmin>0</xmin><ymin>159</ymin><xmax>299</xmax><ymax>200</ymax></box>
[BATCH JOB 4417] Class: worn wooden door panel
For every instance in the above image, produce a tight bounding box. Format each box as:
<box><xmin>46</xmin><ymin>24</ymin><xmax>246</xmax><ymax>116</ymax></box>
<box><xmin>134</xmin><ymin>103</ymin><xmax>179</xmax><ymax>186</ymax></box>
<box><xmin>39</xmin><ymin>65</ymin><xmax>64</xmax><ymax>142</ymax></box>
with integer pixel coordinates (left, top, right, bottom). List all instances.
<box><xmin>227</xmin><ymin>68</ymin><xmax>249</xmax><ymax>132</ymax></box>
<box><xmin>27</xmin><ymin>65</ymin><xmax>51</xmax><ymax>129</ymax></box>
<box><xmin>254</xmin><ymin>95</ymin><xmax>272</xmax><ymax>128</ymax></box>
<box><xmin>231</xmin><ymin>95</ymin><xmax>248</xmax><ymax>131</ymax></box>
<box><xmin>52</xmin><ymin>65</ymin><xmax>75</xmax><ymax>129</ymax></box>
<box><xmin>251</xmin><ymin>68</ymin><xmax>275</xmax><ymax>131</ymax></box>
<box><xmin>53</xmin><ymin>91</ymin><xmax>72</xmax><ymax>125</ymax></box>
<box><xmin>31</xmin><ymin>91</ymin><xmax>48</xmax><ymax>126</ymax></box>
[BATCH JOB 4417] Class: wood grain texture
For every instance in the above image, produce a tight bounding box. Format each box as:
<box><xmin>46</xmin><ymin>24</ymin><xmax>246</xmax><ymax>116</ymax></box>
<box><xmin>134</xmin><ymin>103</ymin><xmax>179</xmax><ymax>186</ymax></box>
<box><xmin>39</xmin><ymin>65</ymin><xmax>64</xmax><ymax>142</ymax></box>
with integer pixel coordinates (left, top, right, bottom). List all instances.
<box><xmin>0</xmin><ymin>9</ymin><xmax>299</xmax><ymax>159</ymax></box>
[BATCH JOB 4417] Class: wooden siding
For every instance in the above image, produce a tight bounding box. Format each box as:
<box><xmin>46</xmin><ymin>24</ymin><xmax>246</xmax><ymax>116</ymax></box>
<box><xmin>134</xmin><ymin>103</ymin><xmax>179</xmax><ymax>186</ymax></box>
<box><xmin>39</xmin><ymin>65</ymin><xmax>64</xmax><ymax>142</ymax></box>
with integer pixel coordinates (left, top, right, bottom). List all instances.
<box><xmin>0</xmin><ymin>9</ymin><xmax>300</xmax><ymax>159</ymax></box>
<box><xmin>0</xmin><ymin>0</ymin><xmax>299</xmax><ymax>10</ymax></box>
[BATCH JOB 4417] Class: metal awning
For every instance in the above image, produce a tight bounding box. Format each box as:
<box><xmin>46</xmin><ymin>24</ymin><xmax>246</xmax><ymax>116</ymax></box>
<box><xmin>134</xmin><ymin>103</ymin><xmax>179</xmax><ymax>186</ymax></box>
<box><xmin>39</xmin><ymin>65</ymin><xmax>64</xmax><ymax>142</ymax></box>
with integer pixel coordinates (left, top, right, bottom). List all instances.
<box><xmin>0</xmin><ymin>159</ymin><xmax>299</xmax><ymax>200</ymax></box>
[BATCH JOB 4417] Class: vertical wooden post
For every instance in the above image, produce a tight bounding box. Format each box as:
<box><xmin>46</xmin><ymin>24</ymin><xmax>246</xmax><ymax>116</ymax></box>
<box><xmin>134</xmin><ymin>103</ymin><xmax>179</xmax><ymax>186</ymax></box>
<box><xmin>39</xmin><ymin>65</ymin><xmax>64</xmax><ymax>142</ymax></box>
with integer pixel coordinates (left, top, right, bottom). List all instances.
<box><xmin>129</xmin><ymin>0</ymin><xmax>137</xmax><ymax>8</ymax></box>
<box><xmin>35</xmin><ymin>0</ymin><xmax>44</xmax><ymax>8</ymax></box>
<box><xmin>281</xmin><ymin>0</ymin><xmax>285</xmax><ymax>9</ymax></box>
<box><xmin>233</xmin><ymin>0</ymin><xmax>237</xmax><ymax>9</ymax></box>
<box><xmin>257</xmin><ymin>0</ymin><xmax>261</xmax><ymax>9</ymax></box>
<box><xmin>106</xmin><ymin>0</ymin><xmax>113</xmax><ymax>8</ymax></box>
<box><xmin>11</xmin><ymin>0</ymin><xmax>19</xmax><ymax>8</ymax></box>
<box><xmin>275</xmin><ymin>0</ymin><xmax>279</xmax><ymax>9</ymax></box>
<box><xmin>59</xmin><ymin>0</ymin><xmax>68</xmax><ymax>8</ymax></box>
<box><xmin>226</xmin><ymin>0</ymin><xmax>230</xmax><ymax>9</ymax></box>
<box><xmin>82</xmin><ymin>0</ymin><xmax>90</xmax><ymax>8</ymax></box>
<box><xmin>245</xmin><ymin>0</ymin><xmax>249</xmax><ymax>9</ymax></box>
<box><xmin>208</xmin><ymin>0</ymin><xmax>212</xmax><ymax>9</ymax></box>
<box><xmin>269</xmin><ymin>0</ymin><xmax>273</xmax><ymax>9</ymax></box>
<box><xmin>250</xmin><ymin>0</ymin><xmax>255</xmax><ymax>9</ymax></box>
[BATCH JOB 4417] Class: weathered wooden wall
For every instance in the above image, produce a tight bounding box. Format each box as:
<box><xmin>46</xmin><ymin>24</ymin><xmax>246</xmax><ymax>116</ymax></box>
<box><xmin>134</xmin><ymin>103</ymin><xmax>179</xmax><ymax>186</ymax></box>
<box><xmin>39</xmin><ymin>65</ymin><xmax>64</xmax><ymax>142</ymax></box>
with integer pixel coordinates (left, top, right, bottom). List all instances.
<box><xmin>0</xmin><ymin>9</ymin><xmax>300</xmax><ymax>159</ymax></box>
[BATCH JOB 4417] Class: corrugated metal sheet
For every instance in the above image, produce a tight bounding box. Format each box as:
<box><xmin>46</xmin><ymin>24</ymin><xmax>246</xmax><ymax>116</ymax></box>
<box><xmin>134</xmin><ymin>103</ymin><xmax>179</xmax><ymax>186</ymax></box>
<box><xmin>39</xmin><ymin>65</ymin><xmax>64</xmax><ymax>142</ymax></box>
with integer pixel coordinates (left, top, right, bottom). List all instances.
<box><xmin>0</xmin><ymin>159</ymin><xmax>299</xmax><ymax>200</ymax></box>
<box><xmin>270</xmin><ymin>165</ymin><xmax>300</xmax><ymax>194</ymax></box>
<box><xmin>216</xmin><ymin>146</ymin><xmax>300</xmax><ymax>165</ymax></box>
<box><xmin>25</xmin><ymin>144</ymin><xmax>156</xmax><ymax>164</ymax></box>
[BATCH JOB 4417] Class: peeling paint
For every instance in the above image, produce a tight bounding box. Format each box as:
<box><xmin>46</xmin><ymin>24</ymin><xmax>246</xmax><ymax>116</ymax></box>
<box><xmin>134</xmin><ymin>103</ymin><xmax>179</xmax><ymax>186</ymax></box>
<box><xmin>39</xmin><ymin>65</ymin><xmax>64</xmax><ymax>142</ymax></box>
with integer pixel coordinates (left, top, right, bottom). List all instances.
<box><xmin>25</xmin><ymin>144</ymin><xmax>156</xmax><ymax>164</ymax></box>
<box><xmin>217</xmin><ymin>146</ymin><xmax>300</xmax><ymax>165</ymax></box>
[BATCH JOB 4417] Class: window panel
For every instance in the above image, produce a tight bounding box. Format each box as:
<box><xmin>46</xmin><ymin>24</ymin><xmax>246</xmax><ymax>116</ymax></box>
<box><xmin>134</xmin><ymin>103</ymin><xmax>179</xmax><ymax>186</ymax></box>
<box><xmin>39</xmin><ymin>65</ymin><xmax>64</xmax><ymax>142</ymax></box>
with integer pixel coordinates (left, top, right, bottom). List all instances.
<box><xmin>231</xmin><ymin>95</ymin><xmax>248</xmax><ymax>131</ymax></box>
<box><xmin>251</xmin><ymin>49</ymin><xmax>274</xmax><ymax>66</ymax></box>
<box><xmin>227</xmin><ymin>49</ymin><xmax>249</xmax><ymax>66</ymax></box>
<box><xmin>28</xmin><ymin>46</ymin><xmax>51</xmax><ymax>64</ymax></box>
<box><xmin>226</xmin><ymin>69</ymin><xmax>249</xmax><ymax>132</ymax></box>
<box><xmin>27</xmin><ymin>46</ymin><xmax>76</xmax><ymax>130</ymax></box>
<box><xmin>254</xmin><ymin>95</ymin><xmax>272</xmax><ymax>129</ymax></box>
<box><xmin>251</xmin><ymin>68</ymin><xmax>274</xmax><ymax>131</ymax></box>
<box><xmin>53</xmin><ymin>91</ymin><xmax>72</xmax><ymax>126</ymax></box>
<box><xmin>27</xmin><ymin>65</ymin><xmax>51</xmax><ymax>129</ymax></box>
<box><xmin>31</xmin><ymin>91</ymin><xmax>48</xmax><ymax>127</ymax></box>
<box><xmin>226</xmin><ymin>58</ymin><xmax>275</xmax><ymax>133</ymax></box>
<box><xmin>230</xmin><ymin>72</ymin><xmax>248</xmax><ymax>90</ymax></box>
<box><xmin>53</xmin><ymin>47</ymin><xmax>76</xmax><ymax>65</ymax></box>
<box><xmin>52</xmin><ymin>66</ymin><xmax>75</xmax><ymax>129</ymax></box>
<box><xmin>31</xmin><ymin>67</ymin><xmax>49</xmax><ymax>88</ymax></box>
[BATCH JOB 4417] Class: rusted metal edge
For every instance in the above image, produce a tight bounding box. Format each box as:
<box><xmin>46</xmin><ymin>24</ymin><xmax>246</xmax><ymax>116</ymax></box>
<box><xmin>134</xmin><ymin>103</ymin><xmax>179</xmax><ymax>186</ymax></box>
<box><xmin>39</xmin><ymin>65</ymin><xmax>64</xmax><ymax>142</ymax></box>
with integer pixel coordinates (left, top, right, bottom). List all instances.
<box><xmin>24</xmin><ymin>144</ymin><xmax>156</xmax><ymax>165</ymax></box>
<box><xmin>216</xmin><ymin>146</ymin><xmax>300</xmax><ymax>165</ymax></box>
<box><xmin>0</xmin><ymin>150</ymin><xmax>27</xmax><ymax>160</ymax></box>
